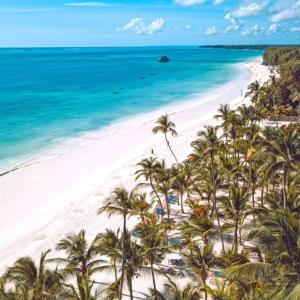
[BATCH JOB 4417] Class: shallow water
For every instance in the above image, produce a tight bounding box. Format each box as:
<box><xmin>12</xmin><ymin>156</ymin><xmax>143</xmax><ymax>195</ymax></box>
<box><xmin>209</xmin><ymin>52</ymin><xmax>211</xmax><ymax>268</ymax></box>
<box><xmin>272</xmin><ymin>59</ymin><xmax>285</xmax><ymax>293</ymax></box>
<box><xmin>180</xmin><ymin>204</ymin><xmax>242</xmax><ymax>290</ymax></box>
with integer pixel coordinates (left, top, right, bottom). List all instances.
<box><xmin>0</xmin><ymin>46</ymin><xmax>262</xmax><ymax>168</ymax></box>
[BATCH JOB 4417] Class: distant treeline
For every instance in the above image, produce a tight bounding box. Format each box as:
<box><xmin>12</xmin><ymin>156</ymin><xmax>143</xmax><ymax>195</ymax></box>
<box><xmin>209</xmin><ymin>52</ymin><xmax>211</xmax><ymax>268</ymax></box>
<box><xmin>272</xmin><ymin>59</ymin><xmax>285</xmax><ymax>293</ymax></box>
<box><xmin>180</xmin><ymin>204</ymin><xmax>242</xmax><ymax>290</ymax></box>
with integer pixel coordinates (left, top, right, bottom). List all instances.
<box><xmin>199</xmin><ymin>45</ymin><xmax>300</xmax><ymax>50</ymax></box>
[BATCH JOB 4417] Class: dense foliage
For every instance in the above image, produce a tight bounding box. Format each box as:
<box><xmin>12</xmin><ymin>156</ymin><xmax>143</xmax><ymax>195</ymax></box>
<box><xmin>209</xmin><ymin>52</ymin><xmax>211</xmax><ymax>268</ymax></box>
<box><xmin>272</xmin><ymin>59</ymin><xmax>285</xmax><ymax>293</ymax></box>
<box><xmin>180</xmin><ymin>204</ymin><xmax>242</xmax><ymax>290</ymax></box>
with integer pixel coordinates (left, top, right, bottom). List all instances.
<box><xmin>0</xmin><ymin>49</ymin><xmax>299</xmax><ymax>300</ymax></box>
<box><xmin>199</xmin><ymin>45</ymin><xmax>284</xmax><ymax>50</ymax></box>
<box><xmin>254</xmin><ymin>46</ymin><xmax>300</xmax><ymax>121</ymax></box>
<box><xmin>263</xmin><ymin>47</ymin><xmax>300</xmax><ymax>66</ymax></box>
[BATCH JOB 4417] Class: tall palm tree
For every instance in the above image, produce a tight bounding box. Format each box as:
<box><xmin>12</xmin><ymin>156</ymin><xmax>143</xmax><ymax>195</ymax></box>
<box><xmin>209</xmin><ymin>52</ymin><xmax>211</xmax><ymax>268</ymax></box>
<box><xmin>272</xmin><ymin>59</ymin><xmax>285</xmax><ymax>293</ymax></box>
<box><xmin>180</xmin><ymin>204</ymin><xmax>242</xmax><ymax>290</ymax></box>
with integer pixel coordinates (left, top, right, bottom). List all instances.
<box><xmin>98</xmin><ymin>187</ymin><xmax>135</xmax><ymax>299</ymax></box>
<box><xmin>268</xmin><ymin>75</ymin><xmax>278</xmax><ymax>109</ymax></box>
<box><xmin>170</xmin><ymin>163</ymin><xmax>191</xmax><ymax>214</ymax></box>
<box><xmin>96</xmin><ymin>229</ymin><xmax>122</xmax><ymax>282</ymax></box>
<box><xmin>182</xmin><ymin>241</ymin><xmax>220</xmax><ymax>300</ymax></box>
<box><xmin>155</xmin><ymin>161</ymin><xmax>173</xmax><ymax>220</ymax></box>
<box><xmin>215</xmin><ymin>104</ymin><xmax>233</xmax><ymax>141</ymax></box>
<box><xmin>130</xmin><ymin>192</ymin><xmax>151</xmax><ymax>223</ymax></box>
<box><xmin>53</xmin><ymin>230</ymin><xmax>104</xmax><ymax>300</ymax></box>
<box><xmin>134</xmin><ymin>214</ymin><xmax>167</xmax><ymax>299</ymax></box>
<box><xmin>246</xmin><ymin>80</ymin><xmax>263</xmax><ymax>104</ymax></box>
<box><xmin>260</xmin><ymin>127</ymin><xmax>300</xmax><ymax>208</ymax></box>
<box><xmin>226</xmin><ymin>186</ymin><xmax>249</xmax><ymax>253</ymax></box>
<box><xmin>135</xmin><ymin>157</ymin><xmax>164</xmax><ymax>215</ymax></box>
<box><xmin>195</xmin><ymin>126</ymin><xmax>221</xmax><ymax>219</ymax></box>
<box><xmin>3</xmin><ymin>250</ymin><xmax>63</xmax><ymax>299</ymax></box>
<box><xmin>248</xmin><ymin>209</ymin><xmax>300</xmax><ymax>297</ymax></box>
<box><xmin>153</xmin><ymin>114</ymin><xmax>179</xmax><ymax>164</ymax></box>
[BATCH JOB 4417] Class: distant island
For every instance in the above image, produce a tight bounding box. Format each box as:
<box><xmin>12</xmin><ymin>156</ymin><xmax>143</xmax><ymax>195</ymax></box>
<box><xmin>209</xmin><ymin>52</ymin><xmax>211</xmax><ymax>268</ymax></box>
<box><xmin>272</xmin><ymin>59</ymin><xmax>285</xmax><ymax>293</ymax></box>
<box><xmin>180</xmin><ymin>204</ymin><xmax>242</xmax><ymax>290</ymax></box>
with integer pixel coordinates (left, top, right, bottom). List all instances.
<box><xmin>199</xmin><ymin>44</ymin><xmax>300</xmax><ymax>50</ymax></box>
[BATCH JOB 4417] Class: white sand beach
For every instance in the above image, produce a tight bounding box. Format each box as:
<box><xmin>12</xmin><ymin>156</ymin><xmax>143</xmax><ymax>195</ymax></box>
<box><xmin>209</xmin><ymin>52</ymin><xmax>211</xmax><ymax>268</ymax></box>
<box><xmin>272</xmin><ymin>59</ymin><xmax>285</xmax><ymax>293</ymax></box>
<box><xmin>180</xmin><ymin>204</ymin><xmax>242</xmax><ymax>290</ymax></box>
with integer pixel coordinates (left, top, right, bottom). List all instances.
<box><xmin>0</xmin><ymin>57</ymin><xmax>270</xmax><ymax>293</ymax></box>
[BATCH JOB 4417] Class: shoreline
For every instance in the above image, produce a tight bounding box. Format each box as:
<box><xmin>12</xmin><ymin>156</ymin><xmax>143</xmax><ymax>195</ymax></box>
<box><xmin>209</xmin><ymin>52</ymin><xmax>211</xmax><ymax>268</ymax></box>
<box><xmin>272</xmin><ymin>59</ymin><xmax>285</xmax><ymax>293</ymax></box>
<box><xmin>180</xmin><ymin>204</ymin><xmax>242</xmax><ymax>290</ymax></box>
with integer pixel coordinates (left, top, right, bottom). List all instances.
<box><xmin>0</xmin><ymin>57</ymin><xmax>270</xmax><ymax>273</ymax></box>
<box><xmin>0</xmin><ymin>58</ymin><xmax>252</xmax><ymax>175</ymax></box>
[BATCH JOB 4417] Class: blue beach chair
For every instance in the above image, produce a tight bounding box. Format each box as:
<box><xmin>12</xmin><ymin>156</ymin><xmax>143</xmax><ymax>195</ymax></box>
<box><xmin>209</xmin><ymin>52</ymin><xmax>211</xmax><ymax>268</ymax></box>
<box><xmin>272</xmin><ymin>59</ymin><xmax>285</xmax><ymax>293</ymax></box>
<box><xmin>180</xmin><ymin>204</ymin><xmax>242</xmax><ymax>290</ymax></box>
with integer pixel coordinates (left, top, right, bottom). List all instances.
<box><xmin>167</xmin><ymin>195</ymin><xmax>177</xmax><ymax>204</ymax></box>
<box><xmin>155</xmin><ymin>207</ymin><xmax>163</xmax><ymax>215</ymax></box>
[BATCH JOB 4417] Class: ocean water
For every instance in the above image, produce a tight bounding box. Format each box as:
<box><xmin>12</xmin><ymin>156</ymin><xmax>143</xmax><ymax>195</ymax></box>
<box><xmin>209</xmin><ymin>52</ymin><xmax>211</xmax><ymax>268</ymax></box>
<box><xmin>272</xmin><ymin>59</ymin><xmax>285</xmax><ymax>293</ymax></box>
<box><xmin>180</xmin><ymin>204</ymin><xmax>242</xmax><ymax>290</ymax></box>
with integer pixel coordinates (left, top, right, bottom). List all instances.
<box><xmin>0</xmin><ymin>47</ymin><xmax>262</xmax><ymax>169</ymax></box>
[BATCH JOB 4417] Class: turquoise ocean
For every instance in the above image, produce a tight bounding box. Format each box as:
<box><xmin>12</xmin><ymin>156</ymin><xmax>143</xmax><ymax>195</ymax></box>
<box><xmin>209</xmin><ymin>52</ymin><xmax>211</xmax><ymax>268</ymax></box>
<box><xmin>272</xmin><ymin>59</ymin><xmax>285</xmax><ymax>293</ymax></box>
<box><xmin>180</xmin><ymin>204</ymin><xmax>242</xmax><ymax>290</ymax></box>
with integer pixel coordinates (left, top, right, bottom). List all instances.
<box><xmin>0</xmin><ymin>47</ymin><xmax>262</xmax><ymax>170</ymax></box>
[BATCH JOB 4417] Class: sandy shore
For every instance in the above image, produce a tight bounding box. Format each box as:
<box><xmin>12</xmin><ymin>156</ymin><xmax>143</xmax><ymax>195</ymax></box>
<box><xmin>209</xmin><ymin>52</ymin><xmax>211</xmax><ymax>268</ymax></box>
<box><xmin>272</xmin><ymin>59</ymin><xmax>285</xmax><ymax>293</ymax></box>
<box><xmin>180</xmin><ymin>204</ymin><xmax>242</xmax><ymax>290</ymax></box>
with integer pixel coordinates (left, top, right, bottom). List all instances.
<box><xmin>0</xmin><ymin>57</ymin><xmax>270</xmax><ymax>285</ymax></box>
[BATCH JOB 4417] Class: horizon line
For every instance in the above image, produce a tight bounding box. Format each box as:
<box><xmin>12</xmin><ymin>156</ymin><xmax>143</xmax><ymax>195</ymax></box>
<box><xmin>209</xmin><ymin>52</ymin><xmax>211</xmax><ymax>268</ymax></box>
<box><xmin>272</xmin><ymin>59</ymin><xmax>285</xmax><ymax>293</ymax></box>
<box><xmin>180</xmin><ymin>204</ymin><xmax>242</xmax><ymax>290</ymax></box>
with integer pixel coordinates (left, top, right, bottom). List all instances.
<box><xmin>0</xmin><ymin>43</ymin><xmax>299</xmax><ymax>49</ymax></box>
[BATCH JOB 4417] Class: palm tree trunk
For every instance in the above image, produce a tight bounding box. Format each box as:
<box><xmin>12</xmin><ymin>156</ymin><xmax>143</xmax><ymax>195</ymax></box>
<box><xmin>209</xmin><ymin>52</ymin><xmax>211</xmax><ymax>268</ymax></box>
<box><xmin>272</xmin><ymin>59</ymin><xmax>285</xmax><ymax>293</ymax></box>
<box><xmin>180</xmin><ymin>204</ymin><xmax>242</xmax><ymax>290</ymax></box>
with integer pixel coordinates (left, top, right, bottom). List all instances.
<box><xmin>113</xmin><ymin>259</ymin><xmax>118</xmax><ymax>282</ymax></box>
<box><xmin>128</xmin><ymin>277</ymin><xmax>134</xmax><ymax>300</ymax></box>
<box><xmin>203</xmin><ymin>279</ymin><xmax>208</xmax><ymax>300</ymax></box>
<box><xmin>150</xmin><ymin>176</ymin><xmax>164</xmax><ymax>217</ymax></box>
<box><xmin>180</xmin><ymin>193</ymin><xmax>184</xmax><ymax>213</ymax></box>
<box><xmin>164</xmin><ymin>134</ymin><xmax>179</xmax><ymax>164</ymax></box>
<box><xmin>298</xmin><ymin>100</ymin><xmax>300</xmax><ymax>123</ymax></box>
<box><xmin>119</xmin><ymin>214</ymin><xmax>127</xmax><ymax>300</ymax></box>
<box><xmin>233</xmin><ymin>216</ymin><xmax>238</xmax><ymax>253</ymax></box>
<box><xmin>283</xmin><ymin>165</ymin><xmax>288</xmax><ymax>209</ymax></box>
<box><xmin>165</xmin><ymin>192</ymin><xmax>170</xmax><ymax>220</ymax></box>
<box><xmin>209</xmin><ymin>153</ymin><xmax>216</xmax><ymax>220</ymax></box>
<box><xmin>252</xmin><ymin>186</ymin><xmax>255</xmax><ymax>208</ymax></box>
<box><xmin>239</xmin><ymin>220</ymin><xmax>243</xmax><ymax>246</ymax></box>
<box><xmin>260</xmin><ymin>186</ymin><xmax>264</xmax><ymax>207</ymax></box>
<box><xmin>216</xmin><ymin>209</ymin><xmax>225</xmax><ymax>254</ymax></box>
<box><xmin>150</xmin><ymin>262</ymin><xmax>158</xmax><ymax>300</ymax></box>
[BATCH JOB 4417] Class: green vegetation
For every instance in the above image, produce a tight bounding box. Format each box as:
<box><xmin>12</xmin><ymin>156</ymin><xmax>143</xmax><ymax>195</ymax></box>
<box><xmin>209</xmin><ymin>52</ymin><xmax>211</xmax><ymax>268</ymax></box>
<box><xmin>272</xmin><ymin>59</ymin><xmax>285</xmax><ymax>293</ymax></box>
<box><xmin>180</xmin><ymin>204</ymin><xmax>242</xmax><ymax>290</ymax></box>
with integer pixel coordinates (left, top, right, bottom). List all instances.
<box><xmin>199</xmin><ymin>45</ymin><xmax>272</xmax><ymax>50</ymax></box>
<box><xmin>0</xmin><ymin>48</ymin><xmax>300</xmax><ymax>300</ymax></box>
<box><xmin>263</xmin><ymin>47</ymin><xmax>300</xmax><ymax>66</ymax></box>
<box><xmin>199</xmin><ymin>45</ymin><xmax>300</xmax><ymax>50</ymax></box>
<box><xmin>256</xmin><ymin>46</ymin><xmax>300</xmax><ymax>121</ymax></box>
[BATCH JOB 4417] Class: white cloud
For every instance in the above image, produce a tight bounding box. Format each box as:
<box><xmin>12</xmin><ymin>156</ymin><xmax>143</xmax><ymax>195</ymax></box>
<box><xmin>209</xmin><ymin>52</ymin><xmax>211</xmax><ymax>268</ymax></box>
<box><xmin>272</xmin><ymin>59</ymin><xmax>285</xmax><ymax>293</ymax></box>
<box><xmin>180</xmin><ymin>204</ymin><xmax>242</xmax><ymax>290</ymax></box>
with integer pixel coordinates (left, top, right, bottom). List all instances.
<box><xmin>185</xmin><ymin>24</ymin><xmax>192</xmax><ymax>30</ymax></box>
<box><xmin>231</xmin><ymin>1</ymin><xmax>268</xmax><ymax>18</ymax></box>
<box><xmin>174</xmin><ymin>0</ymin><xmax>226</xmax><ymax>5</ymax></box>
<box><xmin>65</xmin><ymin>2</ymin><xmax>110</xmax><ymax>7</ymax></box>
<box><xmin>174</xmin><ymin>0</ymin><xmax>206</xmax><ymax>6</ymax></box>
<box><xmin>290</xmin><ymin>26</ymin><xmax>300</xmax><ymax>32</ymax></box>
<box><xmin>241</xmin><ymin>24</ymin><xmax>263</xmax><ymax>36</ymax></box>
<box><xmin>118</xmin><ymin>18</ymin><xmax>165</xmax><ymax>35</ymax></box>
<box><xmin>224</xmin><ymin>13</ymin><xmax>240</xmax><ymax>33</ymax></box>
<box><xmin>270</xmin><ymin>0</ymin><xmax>300</xmax><ymax>22</ymax></box>
<box><xmin>268</xmin><ymin>23</ymin><xmax>279</xmax><ymax>34</ymax></box>
<box><xmin>205</xmin><ymin>25</ymin><xmax>218</xmax><ymax>35</ymax></box>
<box><xmin>213</xmin><ymin>0</ymin><xmax>225</xmax><ymax>4</ymax></box>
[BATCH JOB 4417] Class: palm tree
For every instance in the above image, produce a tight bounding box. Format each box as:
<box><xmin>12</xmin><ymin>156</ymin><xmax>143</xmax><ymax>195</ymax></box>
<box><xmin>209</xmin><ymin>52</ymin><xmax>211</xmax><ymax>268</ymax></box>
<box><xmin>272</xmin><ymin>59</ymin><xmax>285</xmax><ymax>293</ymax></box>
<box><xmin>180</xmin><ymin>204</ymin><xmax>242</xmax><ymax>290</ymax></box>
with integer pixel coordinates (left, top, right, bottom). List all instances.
<box><xmin>3</xmin><ymin>250</ymin><xmax>63</xmax><ymax>299</ymax></box>
<box><xmin>134</xmin><ymin>214</ymin><xmax>167</xmax><ymax>299</ymax></box>
<box><xmin>204</xmin><ymin>279</ymin><xmax>231</xmax><ymax>300</ymax></box>
<box><xmin>246</xmin><ymin>80</ymin><xmax>263</xmax><ymax>104</ymax></box>
<box><xmin>155</xmin><ymin>161</ymin><xmax>173</xmax><ymax>220</ymax></box>
<box><xmin>268</xmin><ymin>75</ymin><xmax>278</xmax><ymax>109</ymax></box>
<box><xmin>130</xmin><ymin>192</ymin><xmax>151</xmax><ymax>223</ymax></box>
<box><xmin>171</xmin><ymin>163</ymin><xmax>193</xmax><ymax>214</ymax></box>
<box><xmin>260</xmin><ymin>127</ymin><xmax>300</xmax><ymax>209</ymax></box>
<box><xmin>222</xmin><ymin>262</ymin><xmax>274</xmax><ymax>295</ymax></box>
<box><xmin>53</xmin><ymin>230</ymin><xmax>104</xmax><ymax>300</ymax></box>
<box><xmin>179</xmin><ymin>216</ymin><xmax>214</xmax><ymax>247</ymax></box>
<box><xmin>153</xmin><ymin>114</ymin><xmax>179</xmax><ymax>164</ymax></box>
<box><xmin>96</xmin><ymin>229</ymin><xmax>122</xmax><ymax>282</ymax></box>
<box><xmin>135</xmin><ymin>157</ymin><xmax>164</xmax><ymax>215</ymax></box>
<box><xmin>98</xmin><ymin>187</ymin><xmax>135</xmax><ymax>299</ymax></box>
<box><xmin>226</xmin><ymin>186</ymin><xmax>249</xmax><ymax>253</ymax></box>
<box><xmin>291</xmin><ymin>87</ymin><xmax>300</xmax><ymax>122</ymax></box>
<box><xmin>248</xmin><ymin>209</ymin><xmax>300</xmax><ymax>297</ymax></box>
<box><xmin>182</xmin><ymin>241</ymin><xmax>220</xmax><ymax>300</ymax></box>
<box><xmin>194</xmin><ymin>126</ymin><xmax>221</xmax><ymax>219</ymax></box>
<box><xmin>150</xmin><ymin>281</ymin><xmax>201</xmax><ymax>300</ymax></box>
<box><xmin>215</xmin><ymin>104</ymin><xmax>233</xmax><ymax>141</ymax></box>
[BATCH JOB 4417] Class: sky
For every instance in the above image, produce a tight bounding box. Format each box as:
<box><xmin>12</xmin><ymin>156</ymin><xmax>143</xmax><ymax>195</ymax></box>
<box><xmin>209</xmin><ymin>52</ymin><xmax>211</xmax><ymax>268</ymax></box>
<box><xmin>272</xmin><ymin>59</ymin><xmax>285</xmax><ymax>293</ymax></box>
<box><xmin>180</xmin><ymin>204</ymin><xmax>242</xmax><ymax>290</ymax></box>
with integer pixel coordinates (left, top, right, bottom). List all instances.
<box><xmin>0</xmin><ymin>0</ymin><xmax>299</xmax><ymax>47</ymax></box>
